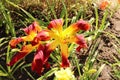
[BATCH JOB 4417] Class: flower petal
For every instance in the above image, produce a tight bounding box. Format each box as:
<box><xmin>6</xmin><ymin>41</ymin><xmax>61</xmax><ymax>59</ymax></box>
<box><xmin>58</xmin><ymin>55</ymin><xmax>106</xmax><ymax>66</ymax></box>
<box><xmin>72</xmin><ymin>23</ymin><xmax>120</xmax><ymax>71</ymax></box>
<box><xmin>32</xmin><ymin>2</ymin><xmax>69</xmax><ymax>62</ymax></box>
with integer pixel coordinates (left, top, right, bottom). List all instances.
<box><xmin>74</xmin><ymin>34</ymin><xmax>87</xmax><ymax>51</ymax></box>
<box><xmin>23</xmin><ymin>21</ymin><xmax>41</xmax><ymax>35</ymax></box>
<box><xmin>22</xmin><ymin>32</ymin><xmax>37</xmax><ymax>41</ymax></box>
<box><xmin>43</xmin><ymin>42</ymin><xmax>58</xmax><ymax>62</ymax></box>
<box><xmin>61</xmin><ymin>55</ymin><xmax>70</xmax><ymax>68</ymax></box>
<box><xmin>47</xmin><ymin>29</ymin><xmax>61</xmax><ymax>40</ymax></box>
<box><xmin>32</xmin><ymin>44</ymin><xmax>51</xmax><ymax>75</ymax></box>
<box><xmin>36</xmin><ymin>30</ymin><xmax>50</xmax><ymax>41</ymax></box>
<box><xmin>9</xmin><ymin>37</ymin><xmax>23</xmax><ymax>48</ymax></box>
<box><xmin>32</xmin><ymin>30</ymin><xmax>50</xmax><ymax>46</ymax></box>
<box><xmin>63</xmin><ymin>20</ymin><xmax>90</xmax><ymax>35</ymax></box>
<box><xmin>44</xmin><ymin>62</ymin><xmax>50</xmax><ymax>69</ymax></box>
<box><xmin>48</xmin><ymin>19</ymin><xmax>63</xmax><ymax>32</ymax></box>
<box><xmin>32</xmin><ymin>50</ymin><xmax>44</xmax><ymax>75</ymax></box>
<box><xmin>67</xmin><ymin>34</ymin><xmax>87</xmax><ymax>52</ymax></box>
<box><xmin>60</xmin><ymin>43</ymin><xmax>70</xmax><ymax>68</ymax></box>
<box><xmin>46</xmin><ymin>40</ymin><xmax>59</xmax><ymax>52</ymax></box>
<box><xmin>7</xmin><ymin>44</ymin><xmax>35</xmax><ymax>66</ymax></box>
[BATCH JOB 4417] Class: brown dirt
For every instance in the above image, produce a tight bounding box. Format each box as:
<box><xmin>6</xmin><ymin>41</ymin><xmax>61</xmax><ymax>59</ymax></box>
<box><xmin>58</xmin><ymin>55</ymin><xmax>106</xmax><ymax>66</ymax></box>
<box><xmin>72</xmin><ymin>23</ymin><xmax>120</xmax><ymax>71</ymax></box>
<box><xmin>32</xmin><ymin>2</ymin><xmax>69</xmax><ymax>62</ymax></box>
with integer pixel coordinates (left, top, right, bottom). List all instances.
<box><xmin>97</xmin><ymin>9</ymin><xmax>120</xmax><ymax>80</ymax></box>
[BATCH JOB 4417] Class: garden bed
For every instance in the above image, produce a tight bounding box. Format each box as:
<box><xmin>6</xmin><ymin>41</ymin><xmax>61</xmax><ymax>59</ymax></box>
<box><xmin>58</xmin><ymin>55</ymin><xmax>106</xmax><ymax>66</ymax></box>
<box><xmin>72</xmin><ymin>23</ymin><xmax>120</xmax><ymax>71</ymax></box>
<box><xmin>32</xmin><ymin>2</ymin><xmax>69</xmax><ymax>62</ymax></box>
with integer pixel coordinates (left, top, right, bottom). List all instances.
<box><xmin>0</xmin><ymin>0</ymin><xmax>120</xmax><ymax>80</ymax></box>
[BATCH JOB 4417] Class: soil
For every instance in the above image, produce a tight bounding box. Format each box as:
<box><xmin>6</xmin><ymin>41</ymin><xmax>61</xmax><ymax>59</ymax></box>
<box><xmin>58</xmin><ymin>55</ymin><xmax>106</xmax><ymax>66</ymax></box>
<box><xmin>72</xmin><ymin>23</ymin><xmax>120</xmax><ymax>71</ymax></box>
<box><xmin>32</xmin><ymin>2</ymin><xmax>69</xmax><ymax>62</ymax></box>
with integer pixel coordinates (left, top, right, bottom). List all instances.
<box><xmin>77</xmin><ymin>8</ymin><xmax>120</xmax><ymax>80</ymax></box>
<box><xmin>97</xmin><ymin>9</ymin><xmax>120</xmax><ymax>80</ymax></box>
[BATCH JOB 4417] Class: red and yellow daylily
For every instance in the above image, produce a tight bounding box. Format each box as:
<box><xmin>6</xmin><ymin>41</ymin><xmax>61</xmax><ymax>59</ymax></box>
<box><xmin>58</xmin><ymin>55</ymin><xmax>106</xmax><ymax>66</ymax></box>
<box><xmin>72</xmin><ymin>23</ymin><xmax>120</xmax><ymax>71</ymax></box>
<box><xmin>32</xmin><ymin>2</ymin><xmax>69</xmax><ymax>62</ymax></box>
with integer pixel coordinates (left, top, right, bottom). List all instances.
<box><xmin>9</xmin><ymin>21</ymin><xmax>41</xmax><ymax>48</ymax></box>
<box><xmin>8</xmin><ymin>21</ymin><xmax>41</xmax><ymax>65</ymax></box>
<box><xmin>8</xmin><ymin>19</ymin><xmax>90</xmax><ymax>75</ymax></box>
<box><xmin>8</xmin><ymin>22</ymin><xmax>50</xmax><ymax>74</ymax></box>
<box><xmin>46</xmin><ymin>19</ymin><xmax>90</xmax><ymax>68</ymax></box>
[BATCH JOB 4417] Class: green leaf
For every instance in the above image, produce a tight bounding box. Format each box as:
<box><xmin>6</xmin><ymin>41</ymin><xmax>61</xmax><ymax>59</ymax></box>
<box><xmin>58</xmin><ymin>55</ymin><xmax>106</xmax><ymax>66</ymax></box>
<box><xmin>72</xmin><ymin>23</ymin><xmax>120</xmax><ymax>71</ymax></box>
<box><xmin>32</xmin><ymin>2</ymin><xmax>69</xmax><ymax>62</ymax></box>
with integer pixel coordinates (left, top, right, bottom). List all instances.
<box><xmin>0</xmin><ymin>71</ymin><xmax>8</xmax><ymax>76</ymax></box>
<box><xmin>6</xmin><ymin>0</ymin><xmax>36</xmax><ymax>21</ymax></box>
<box><xmin>92</xmin><ymin>64</ymin><xmax>105</xmax><ymax>80</ymax></box>
<box><xmin>37</xmin><ymin>68</ymin><xmax>58</xmax><ymax>80</ymax></box>
<box><xmin>23</xmin><ymin>68</ymin><xmax>35</xmax><ymax>80</ymax></box>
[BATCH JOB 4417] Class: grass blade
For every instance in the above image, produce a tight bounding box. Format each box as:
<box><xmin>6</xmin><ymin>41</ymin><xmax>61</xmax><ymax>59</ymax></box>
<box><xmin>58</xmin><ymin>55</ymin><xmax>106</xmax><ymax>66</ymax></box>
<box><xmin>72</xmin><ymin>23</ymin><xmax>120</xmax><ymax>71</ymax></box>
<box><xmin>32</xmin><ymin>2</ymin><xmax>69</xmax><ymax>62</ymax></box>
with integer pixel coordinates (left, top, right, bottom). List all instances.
<box><xmin>0</xmin><ymin>2</ymin><xmax>16</xmax><ymax>37</ymax></box>
<box><xmin>37</xmin><ymin>68</ymin><xmax>58</xmax><ymax>80</ymax></box>
<box><xmin>6</xmin><ymin>0</ymin><xmax>36</xmax><ymax>21</ymax></box>
<box><xmin>46</xmin><ymin>0</ymin><xmax>57</xmax><ymax>19</ymax></box>
<box><xmin>23</xmin><ymin>68</ymin><xmax>35</xmax><ymax>80</ymax></box>
<box><xmin>95</xmin><ymin>7</ymin><xmax>98</xmax><ymax>30</ymax></box>
<box><xmin>92</xmin><ymin>64</ymin><xmax>105</xmax><ymax>80</ymax></box>
<box><xmin>61</xmin><ymin>0</ymin><xmax>68</xmax><ymax>28</ymax></box>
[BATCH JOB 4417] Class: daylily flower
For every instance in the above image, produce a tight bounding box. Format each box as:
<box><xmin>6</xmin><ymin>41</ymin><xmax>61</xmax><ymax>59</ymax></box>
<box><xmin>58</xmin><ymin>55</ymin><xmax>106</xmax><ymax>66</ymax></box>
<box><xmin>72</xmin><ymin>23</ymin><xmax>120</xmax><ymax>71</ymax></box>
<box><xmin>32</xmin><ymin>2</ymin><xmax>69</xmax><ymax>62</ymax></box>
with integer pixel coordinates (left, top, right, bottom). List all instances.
<box><xmin>8</xmin><ymin>21</ymin><xmax>41</xmax><ymax>65</ymax></box>
<box><xmin>9</xmin><ymin>21</ymin><xmax>41</xmax><ymax>48</ymax></box>
<box><xmin>46</xmin><ymin>19</ymin><xmax>90</xmax><ymax>68</ymax></box>
<box><xmin>8</xmin><ymin>19</ymin><xmax>90</xmax><ymax>75</ymax></box>
<box><xmin>8</xmin><ymin>21</ymin><xmax>50</xmax><ymax>74</ymax></box>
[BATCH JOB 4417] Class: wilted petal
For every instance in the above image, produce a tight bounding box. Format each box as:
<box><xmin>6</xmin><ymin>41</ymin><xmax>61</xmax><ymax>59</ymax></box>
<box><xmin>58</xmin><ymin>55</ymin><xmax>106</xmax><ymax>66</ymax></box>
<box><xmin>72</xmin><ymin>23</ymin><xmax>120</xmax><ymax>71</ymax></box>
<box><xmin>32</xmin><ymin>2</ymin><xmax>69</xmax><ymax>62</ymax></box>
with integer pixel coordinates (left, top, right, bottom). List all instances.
<box><xmin>32</xmin><ymin>50</ymin><xmax>44</xmax><ymax>75</ymax></box>
<box><xmin>63</xmin><ymin>20</ymin><xmax>90</xmax><ymax>35</ymax></box>
<box><xmin>7</xmin><ymin>44</ymin><xmax>34</xmax><ymax>66</ymax></box>
<box><xmin>60</xmin><ymin>43</ymin><xmax>70</xmax><ymax>68</ymax></box>
<box><xmin>9</xmin><ymin>37</ymin><xmax>23</xmax><ymax>48</ymax></box>
<box><xmin>48</xmin><ymin>19</ymin><xmax>63</xmax><ymax>32</ymax></box>
<box><xmin>23</xmin><ymin>21</ymin><xmax>41</xmax><ymax>35</ymax></box>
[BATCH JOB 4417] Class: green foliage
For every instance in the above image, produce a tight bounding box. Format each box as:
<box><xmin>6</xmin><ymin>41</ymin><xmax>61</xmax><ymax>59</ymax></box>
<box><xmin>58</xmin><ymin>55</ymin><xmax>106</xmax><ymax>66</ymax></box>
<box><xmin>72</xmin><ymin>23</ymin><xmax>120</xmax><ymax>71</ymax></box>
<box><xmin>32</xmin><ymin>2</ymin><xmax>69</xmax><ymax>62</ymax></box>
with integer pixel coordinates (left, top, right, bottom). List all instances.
<box><xmin>0</xmin><ymin>1</ymin><xmax>16</xmax><ymax>37</ymax></box>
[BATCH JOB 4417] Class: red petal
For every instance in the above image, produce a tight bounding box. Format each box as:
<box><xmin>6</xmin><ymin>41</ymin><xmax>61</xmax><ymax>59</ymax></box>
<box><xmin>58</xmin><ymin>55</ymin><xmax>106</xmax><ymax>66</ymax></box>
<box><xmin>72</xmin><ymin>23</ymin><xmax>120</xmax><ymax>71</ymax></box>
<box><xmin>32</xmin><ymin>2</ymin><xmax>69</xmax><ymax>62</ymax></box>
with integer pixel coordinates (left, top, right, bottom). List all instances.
<box><xmin>61</xmin><ymin>54</ymin><xmax>70</xmax><ymax>68</ymax></box>
<box><xmin>36</xmin><ymin>44</ymin><xmax>52</xmax><ymax>63</ymax></box>
<box><xmin>44</xmin><ymin>62</ymin><xmax>50</xmax><ymax>69</ymax></box>
<box><xmin>43</xmin><ymin>43</ymin><xmax>53</xmax><ymax>62</ymax></box>
<box><xmin>32</xmin><ymin>50</ymin><xmax>44</xmax><ymax>75</ymax></box>
<box><xmin>9</xmin><ymin>37</ymin><xmax>23</xmax><ymax>48</ymax></box>
<box><xmin>7</xmin><ymin>45</ymin><xmax>34</xmax><ymax>66</ymax></box>
<box><xmin>63</xmin><ymin>20</ymin><xmax>90</xmax><ymax>35</ymax></box>
<box><xmin>32</xmin><ymin>30</ymin><xmax>50</xmax><ymax>46</ymax></box>
<box><xmin>7</xmin><ymin>52</ymin><xmax>27</xmax><ymax>66</ymax></box>
<box><xmin>37</xmin><ymin>30</ymin><xmax>50</xmax><ymax>41</ymax></box>
<box><xmin>76</xmin><ymin>44</ymin><xmax>87</xmax><ymax>52</ymax></box>
<box><xmin>48</xmin><ymin>19</ymin><xmax>63</xmax><ymax>31</ymax></box>
<box><xmin>60</xmin><ymin>43</ymin><xmax>70</xmax><ymax>68</ymax></box>
<box><xmin>32</xmin><ymin>44</ymin><xmax>52</xmax><ymax>75</ymax></box>
<box><xmin>23</xmin><ymin>21</ymin><xmax>41</xmax><ymax>35</ymax></box>
<box><xmin>76</xmin><ymin>20</ymin><xmax>90</xmax><ymax>31</ymax></box>
<box><xmin>75</xmin><ymin>34</ymin><xmax>87</xmax><ymax>51</ymax></box>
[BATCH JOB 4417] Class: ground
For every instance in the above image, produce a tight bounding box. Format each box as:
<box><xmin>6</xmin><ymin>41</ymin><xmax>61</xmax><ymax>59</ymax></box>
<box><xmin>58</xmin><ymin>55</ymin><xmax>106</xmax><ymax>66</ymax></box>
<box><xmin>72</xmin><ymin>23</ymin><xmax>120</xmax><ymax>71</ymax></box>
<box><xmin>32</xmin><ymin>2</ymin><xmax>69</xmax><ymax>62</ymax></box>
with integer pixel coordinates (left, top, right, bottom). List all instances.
<box><xmin>97</xmin><ymin>9</ymin><xmax>120</xmax><ymax>80</ymax></box>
